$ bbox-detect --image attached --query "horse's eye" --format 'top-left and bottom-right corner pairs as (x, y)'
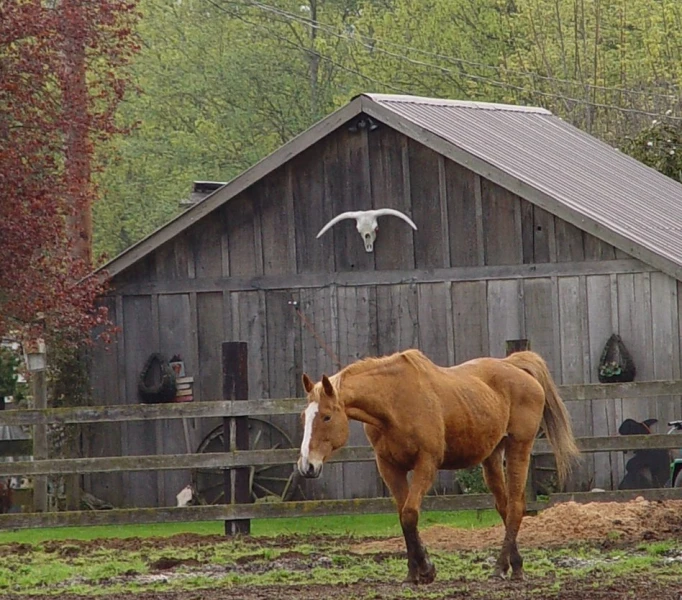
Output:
(323, 415), (332, 422)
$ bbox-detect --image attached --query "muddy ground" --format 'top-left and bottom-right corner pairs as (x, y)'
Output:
(4, 498), (682, 599)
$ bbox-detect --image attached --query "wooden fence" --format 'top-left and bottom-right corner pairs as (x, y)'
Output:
(1, 343), (682, 532)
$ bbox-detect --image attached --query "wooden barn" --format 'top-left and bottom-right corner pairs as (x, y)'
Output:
(89, 93), (682, 508)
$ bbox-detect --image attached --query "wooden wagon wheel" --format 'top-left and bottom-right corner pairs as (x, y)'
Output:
(192, 417), (302, 505)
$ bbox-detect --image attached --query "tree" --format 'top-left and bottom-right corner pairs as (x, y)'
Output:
(0, 0), (139, 347)
(621, 117), (682, 182)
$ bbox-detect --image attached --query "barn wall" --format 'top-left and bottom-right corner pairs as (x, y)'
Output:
(89, 123), (682, 506)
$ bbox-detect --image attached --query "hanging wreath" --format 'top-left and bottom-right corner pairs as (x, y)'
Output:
(138, 352), (177, 404)
(598, 334), (636, 383)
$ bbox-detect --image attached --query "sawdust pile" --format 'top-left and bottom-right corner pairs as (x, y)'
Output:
(352, 497), (682, 554)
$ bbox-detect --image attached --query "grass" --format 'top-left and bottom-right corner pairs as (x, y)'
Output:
(0, 509), (501, 545)
(0, 535), (680, 597)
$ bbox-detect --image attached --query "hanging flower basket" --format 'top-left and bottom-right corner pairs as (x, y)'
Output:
(138, 352), (177, 404)
(598, 334), (636, 383)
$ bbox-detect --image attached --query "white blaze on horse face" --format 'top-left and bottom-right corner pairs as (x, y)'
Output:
(299, 401), (319, 471)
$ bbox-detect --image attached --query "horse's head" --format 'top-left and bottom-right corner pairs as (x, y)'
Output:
(296, 372), (349, 479)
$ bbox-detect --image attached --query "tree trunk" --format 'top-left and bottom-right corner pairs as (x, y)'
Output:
(60, 0), (92, 266)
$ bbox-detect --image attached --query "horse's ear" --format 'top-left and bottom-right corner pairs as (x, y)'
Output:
(302, 373), (315, 394)
(321, 374), (334, 397)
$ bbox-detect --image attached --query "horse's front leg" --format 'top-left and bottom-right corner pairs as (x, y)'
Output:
(399, 458), (438, 585)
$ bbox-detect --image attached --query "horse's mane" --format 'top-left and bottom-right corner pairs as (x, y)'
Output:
(337, 349), (434, 383)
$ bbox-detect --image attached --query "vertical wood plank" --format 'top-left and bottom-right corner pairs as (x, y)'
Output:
(298, 286), (343, 500)
(264, 290), (302, 495)
(523, 279), (557, 376)
(337, 286), (382, 499)
(231, 291), (268, 402)
(196, 292), (227, 456)
(259, 169), (297, 275)
(533, 207), (557, 264)
(86, 297), (124, 506)
(487, 280), (523, 358)
(557, 277), (592, 490)
(122, 296), (157, 507)
(452, 281), (489, 363)
(554, 220), (585, 262)
(408, 139), (445, 269)
(376, 284), (419, 355)
(293, 141), (335, 273)
(586, 275), (616, 489)
(445, 161), (480, 267)
(157, 294), (194, 505)
(418, 283), (458, 494)
(481, 180), (523, 265)
(473, 175), (486, 265)
(583, 232), (617, 261)
(438, 156), (451, 267)
(368, 127), (415, 270)
(191, 211), (228, 279)
(520, 199), (535, 264)
(331, 128), (374, 272)
(617, 273), (653, 424)
(227, 193), (262, 277)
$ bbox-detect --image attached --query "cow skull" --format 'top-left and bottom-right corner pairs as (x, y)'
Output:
(316, 209), (417, 252)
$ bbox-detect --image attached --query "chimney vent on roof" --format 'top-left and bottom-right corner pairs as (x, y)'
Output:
(179, 181), (226, 209)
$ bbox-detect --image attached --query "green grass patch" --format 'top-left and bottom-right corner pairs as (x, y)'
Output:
(0, 510), (500, 545)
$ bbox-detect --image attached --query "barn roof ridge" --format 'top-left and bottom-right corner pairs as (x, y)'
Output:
(362, 93), (553, 114)
(99, 93), (682, 282)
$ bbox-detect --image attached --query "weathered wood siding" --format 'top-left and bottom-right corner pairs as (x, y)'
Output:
(90, 122), (682, 506)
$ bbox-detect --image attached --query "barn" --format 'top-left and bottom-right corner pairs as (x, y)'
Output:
(88, 93), (682, 508)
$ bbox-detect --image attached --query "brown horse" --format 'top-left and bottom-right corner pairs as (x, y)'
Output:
(297, 349), (579, 584)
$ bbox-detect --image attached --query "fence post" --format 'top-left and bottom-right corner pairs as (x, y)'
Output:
(222, 342), (251, 535)
(31, 369), (48, 513)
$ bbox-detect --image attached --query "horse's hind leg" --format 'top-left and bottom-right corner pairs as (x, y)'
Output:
(400, 457), (438, 585)
(482, 443), (508, 524)
(497, 439), (534, 581)
(482, 444), (511, 578)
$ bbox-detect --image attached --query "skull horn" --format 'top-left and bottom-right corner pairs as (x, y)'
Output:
(317, 209), (417, 252)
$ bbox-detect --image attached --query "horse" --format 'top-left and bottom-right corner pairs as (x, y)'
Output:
(296, 349), (579, 584)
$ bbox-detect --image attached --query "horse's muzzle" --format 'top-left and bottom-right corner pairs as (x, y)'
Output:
(297, 457), (322, 479)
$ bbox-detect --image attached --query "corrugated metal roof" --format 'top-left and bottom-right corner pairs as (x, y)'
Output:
(364, 93), (682, 277)
(102, 93), (682, 280)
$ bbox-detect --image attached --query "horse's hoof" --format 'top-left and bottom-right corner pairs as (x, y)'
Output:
(510, 569), (524, 581)
(417, 560), (436, 585)
(490, 567), (507, 580)
(404, 561), (437, 585)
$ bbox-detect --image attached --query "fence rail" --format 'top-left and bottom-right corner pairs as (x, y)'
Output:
(1, 378), (681, 427)
(1, 487), (681, 531)
(0, 433), (679, 477)
(1, 362), (681, 532)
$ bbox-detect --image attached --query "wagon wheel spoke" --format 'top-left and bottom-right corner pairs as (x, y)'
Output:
(251, 429), (263, 450)
(200, 482), (224, 493)
(254, 464), (283, 475)
(253, 481), (278, 497)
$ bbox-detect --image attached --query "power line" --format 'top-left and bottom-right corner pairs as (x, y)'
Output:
(208, 0), (682, 122)
(236, 0), (681, 102)
(202, 0), (410, 95)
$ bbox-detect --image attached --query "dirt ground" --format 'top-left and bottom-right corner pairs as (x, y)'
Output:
(4, 498), (682, 600)
(354, 496), (682, 553)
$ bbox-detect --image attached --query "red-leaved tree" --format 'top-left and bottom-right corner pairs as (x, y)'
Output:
(0, 0), (139, 347)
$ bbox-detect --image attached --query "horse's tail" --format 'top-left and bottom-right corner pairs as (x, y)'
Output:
(504, 351), (580, 486)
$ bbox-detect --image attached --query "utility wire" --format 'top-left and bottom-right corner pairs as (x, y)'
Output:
(236, 0), (681, 101)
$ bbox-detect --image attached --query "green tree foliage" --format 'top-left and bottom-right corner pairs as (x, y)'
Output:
(621, 117), (682, 183)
